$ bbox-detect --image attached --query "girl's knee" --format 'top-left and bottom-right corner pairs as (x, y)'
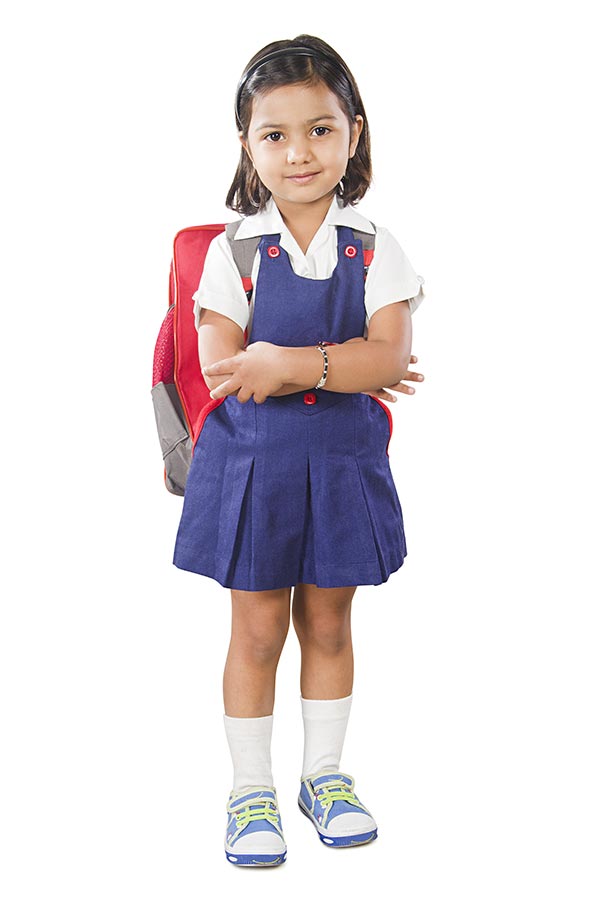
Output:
(292, 585), (355, 653)
(303, 622), (351, 655)
(230, 588), (291, 662)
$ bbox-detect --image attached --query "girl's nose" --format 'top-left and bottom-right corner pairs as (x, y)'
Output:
(286, 138), (312, 164)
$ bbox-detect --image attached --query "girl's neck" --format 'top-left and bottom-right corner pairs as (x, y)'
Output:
(274, 192), (336, 256)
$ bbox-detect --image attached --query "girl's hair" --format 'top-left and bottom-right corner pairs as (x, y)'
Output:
(226, 34), (372, 215)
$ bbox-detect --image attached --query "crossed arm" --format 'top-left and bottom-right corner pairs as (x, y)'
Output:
(198, 299), (424, 405)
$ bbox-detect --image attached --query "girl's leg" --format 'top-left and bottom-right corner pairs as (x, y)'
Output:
(291, 583), (356, 699)
(291, 583), (357, 778)
(223, 587), (291, 794)
(223, 586), (291, 716)
(292, 584), (378, 844)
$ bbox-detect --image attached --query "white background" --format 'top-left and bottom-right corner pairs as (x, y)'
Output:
(2, 0), (599, 897)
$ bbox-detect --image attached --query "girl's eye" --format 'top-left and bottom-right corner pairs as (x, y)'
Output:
(263, 127), (330, 142)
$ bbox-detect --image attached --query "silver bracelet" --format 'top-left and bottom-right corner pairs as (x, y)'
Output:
(314, 343), (329, 389)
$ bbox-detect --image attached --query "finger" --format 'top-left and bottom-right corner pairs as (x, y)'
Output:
(202, 360), (235, 376)
(374, 390), (396, 403)
(403, 370), (425, 382)
(209, 378), (237, 399)
(364, 389), (397, 404)
(363, 389), (386, 399)
(387, 382), (416, 396)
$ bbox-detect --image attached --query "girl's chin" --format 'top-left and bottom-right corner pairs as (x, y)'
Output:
(271, 185), (339, 206)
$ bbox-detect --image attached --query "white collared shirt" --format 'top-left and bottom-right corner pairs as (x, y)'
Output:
(192, 194), (425, 339)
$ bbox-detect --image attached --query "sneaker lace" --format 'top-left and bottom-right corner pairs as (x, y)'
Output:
(234, 797), (279, 829)
(312, 776), (368, 823)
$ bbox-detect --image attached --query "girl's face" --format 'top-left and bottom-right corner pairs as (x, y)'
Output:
(240, 80), (363, 217)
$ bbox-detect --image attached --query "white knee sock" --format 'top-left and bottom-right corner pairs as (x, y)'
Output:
(300, 694), (353, 780)
(223, 713), (275, 794)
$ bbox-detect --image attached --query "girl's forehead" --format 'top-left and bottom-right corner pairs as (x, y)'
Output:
(249, 81), (346, 125)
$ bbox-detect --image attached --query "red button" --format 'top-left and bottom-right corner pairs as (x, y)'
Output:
(344, 245), (357, 258)
(303, 392), (317, 405)
(267, 245), (280, 258)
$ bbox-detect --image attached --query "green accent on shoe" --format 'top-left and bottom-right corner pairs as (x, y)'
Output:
(304, 771), (370, 828)
(226, 788), (286, 845)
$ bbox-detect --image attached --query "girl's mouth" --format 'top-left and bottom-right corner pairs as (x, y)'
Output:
(286, 172), (319, 184)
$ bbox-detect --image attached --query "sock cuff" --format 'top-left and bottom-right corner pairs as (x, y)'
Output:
(300, 694), (353, 719)
(223, 713), (274, 736)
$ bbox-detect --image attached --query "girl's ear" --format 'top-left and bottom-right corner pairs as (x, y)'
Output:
(239, 132), (254, 166)
(348, 115), (364, 159)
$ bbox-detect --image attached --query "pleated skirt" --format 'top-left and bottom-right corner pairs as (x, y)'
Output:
(172, 391), (407, 591)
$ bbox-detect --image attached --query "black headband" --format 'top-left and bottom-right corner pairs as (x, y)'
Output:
(234, 45), (353, 128)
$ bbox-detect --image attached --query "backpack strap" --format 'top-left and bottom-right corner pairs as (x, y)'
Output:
(225, 220), (377, 301)
(225, 221), (259, 302)
(350, 225), (376, 277)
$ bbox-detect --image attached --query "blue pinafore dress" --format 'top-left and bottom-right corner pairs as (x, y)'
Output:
(173, 225), (407, 591)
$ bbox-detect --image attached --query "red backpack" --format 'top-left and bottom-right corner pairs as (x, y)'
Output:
(152, 222), (375, 495)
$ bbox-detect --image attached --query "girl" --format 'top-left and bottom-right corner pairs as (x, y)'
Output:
(173, 34), (426, 867)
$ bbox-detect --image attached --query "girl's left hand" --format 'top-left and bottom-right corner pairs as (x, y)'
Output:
(201, 341), (286, 404)
(363, 355), (425, 403)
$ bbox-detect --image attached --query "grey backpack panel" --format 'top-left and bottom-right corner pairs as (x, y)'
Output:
(351, 226), (376, 252)
(225, 221), (259, 280)
(151, 380), (192, 496)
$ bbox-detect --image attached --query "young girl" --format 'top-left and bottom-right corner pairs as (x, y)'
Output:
(173, 34), (426, 867)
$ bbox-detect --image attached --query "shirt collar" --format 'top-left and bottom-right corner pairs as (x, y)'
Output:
(233, 194), (375, 240)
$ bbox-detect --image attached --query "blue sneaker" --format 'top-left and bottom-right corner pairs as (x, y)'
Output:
(224, 786), (287, 866)
(298, 770), (378, 848)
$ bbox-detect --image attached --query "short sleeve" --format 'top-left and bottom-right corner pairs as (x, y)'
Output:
(364, 226), (425, 324)
(192, 232), (250, 334)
